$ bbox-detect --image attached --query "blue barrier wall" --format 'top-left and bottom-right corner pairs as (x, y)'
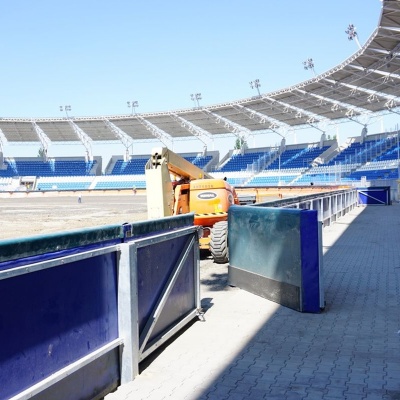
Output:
(357, 186), (391, 205)
(228, 205), (321, 313)
(0, 250), (120, 400)
(137, 235), (196, 347)
(0, 214), (199, 400)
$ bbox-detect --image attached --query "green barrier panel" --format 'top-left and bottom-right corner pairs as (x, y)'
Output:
(228, 205), (321, 313)
(0, 224), (122, 264)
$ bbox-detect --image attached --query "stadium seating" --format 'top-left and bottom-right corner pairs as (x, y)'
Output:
(182, 155), (213, 169)
(217, 151), (270, 173)
(0, 159), (97, 177)
(248, 174), (298, 186)
(346, 168), (398, 181)
(36, 176), (94, 191)
(1, 134), (398, 191)
(267, 145), (330, 171)
(111, 159), (148, 175)
(109, 155), (212, 175)
(94, 175), (146, 190)
(326, 137), (394, 166)
(0, 163), (16, 177)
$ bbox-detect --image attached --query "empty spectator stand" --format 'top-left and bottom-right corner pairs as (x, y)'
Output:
(105, 152), (217, 176)
(109, 158), (148, 175)
(93, 175), (146, 190)
(0, 157), (100, 178)
(36, 176), (94, 191)
(211, 144), (334, 187)
(247, 172), (300, 186)
(325, 135), (395, 167)
(266, 144), (331, 171)
(346, 168), (399, 181)
(216, 149), (272, 173)
(182, 154), (213, 169)
(33, 175), (147, 192)
(0, 160), (16, 177)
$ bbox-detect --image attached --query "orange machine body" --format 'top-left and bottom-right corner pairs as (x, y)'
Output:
(172, 178), (239, 249)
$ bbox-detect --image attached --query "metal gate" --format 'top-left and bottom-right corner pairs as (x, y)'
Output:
(357, 186), (390, 205)
(118, 225), (201, 384)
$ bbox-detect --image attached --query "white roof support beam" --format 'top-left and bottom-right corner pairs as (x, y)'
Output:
(232, 104), (289, 131)
(134, 115), (173, 148)
(31, 121), (51, 159)
(103, 119), (134, 161)
(379, 25), (400, 34)
(169, 113), (214, 149)
(261, 95), (330, 132)
(293, 87), (369, 120)
(348, 45), (400, 81)
(201, 109), (252, 142)
(0, 128), (7, 154)
(318, 79), (376, 118)
(364, 47), (398, 56)
(347, 64), (400, 82)
(297, 40), (399, 93)
(339, 80), (399, 103)
(67, 120), (93, 161)
(382, 2), (400, 13)
(384, 98), (400, 112)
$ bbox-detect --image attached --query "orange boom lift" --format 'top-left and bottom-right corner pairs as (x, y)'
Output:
(145, 147), (239, 263)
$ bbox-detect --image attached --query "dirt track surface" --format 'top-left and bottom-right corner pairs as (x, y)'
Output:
(0, 192), (227, 296)
(0, 194), (148, 240)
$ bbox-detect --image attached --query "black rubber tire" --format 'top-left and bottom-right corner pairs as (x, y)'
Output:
(210, 221), (229, 264)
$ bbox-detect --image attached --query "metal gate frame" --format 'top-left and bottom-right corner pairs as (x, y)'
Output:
(357, 187), (390, 205)
(118, 225), (201, 384)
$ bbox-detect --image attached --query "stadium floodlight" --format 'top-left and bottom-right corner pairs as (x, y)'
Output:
(345, 23), (361, 49)
(127, 101), (139, 115)
(249, 79), (261, 97)
(190, 93), (202, 108)
(303, 58), (316, 76)
(60, 105), (71, 118)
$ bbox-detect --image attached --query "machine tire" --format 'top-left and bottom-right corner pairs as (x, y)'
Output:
(210, 221), (229, 264)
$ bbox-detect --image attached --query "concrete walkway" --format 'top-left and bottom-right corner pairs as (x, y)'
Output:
(105, 204), (400, 400)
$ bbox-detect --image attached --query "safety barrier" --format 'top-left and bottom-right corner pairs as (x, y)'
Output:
(357, 186), (391, 205)
(228, 206), (322, 313)
(228, 188), (359, 312)
(0, 214), (200, 400)
(253, 188), (358, 226)
(0, 188), (359, 397)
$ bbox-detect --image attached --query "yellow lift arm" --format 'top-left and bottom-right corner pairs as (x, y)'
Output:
(145, 147), (213, 219)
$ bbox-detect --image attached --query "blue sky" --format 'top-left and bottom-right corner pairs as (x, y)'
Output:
(1, 0), (395, 163)
(0, 0), (382, 118)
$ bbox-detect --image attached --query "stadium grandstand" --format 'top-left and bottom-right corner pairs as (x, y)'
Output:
(0, 0), (399, 193)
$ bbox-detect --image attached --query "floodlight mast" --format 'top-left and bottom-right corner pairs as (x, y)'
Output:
(190, 93), (202, 108)
(249, 79), (261, 97)
(59, 105), (71, 118)
(345, 24), (362, 49)
(303, 58), (316, 76)
(127, 101), (139, 115)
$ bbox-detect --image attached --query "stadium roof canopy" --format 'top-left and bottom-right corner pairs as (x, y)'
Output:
(0, 0), (399, 151)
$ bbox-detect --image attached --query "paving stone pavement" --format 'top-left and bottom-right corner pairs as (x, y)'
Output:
(105, 203), (400, 400)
